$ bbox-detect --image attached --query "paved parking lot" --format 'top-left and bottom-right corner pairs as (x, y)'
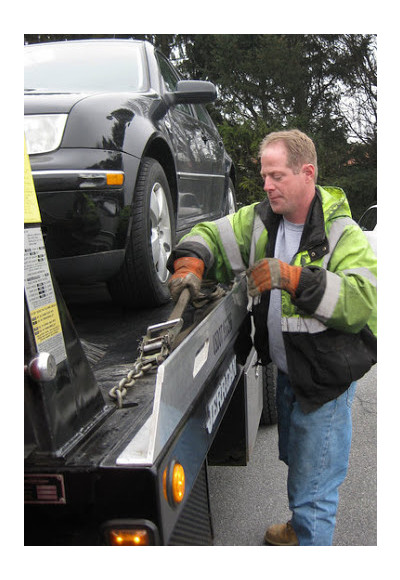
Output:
(208, 365), (377, 546)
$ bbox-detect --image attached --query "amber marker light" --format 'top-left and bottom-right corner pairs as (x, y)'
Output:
(172, 462), (185, 504)
(163, 460), (186, 506)
(106, 173), (124, 186)
(109, 528), (150, 546)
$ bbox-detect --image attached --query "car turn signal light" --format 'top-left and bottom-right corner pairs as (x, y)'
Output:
(106, 172), (124, 186)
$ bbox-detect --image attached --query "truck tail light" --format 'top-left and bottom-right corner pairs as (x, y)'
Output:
(102, 519), (159, 546)
(109, 529), (149, 546)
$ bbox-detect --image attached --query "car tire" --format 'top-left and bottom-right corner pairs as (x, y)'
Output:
(108, 157), (175, 308)
(260, 363), (278, 426)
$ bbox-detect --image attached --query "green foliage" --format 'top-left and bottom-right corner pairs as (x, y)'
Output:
(217, 120), (268, 205)
(176, 34), (376, 215)
(320, 141), (377, 221)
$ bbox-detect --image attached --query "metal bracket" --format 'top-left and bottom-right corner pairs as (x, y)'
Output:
(140, 317), (184, 357)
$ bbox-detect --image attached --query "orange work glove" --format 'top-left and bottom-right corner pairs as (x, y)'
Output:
(247, 258), (302, 298)
(168, 257), (205, 302)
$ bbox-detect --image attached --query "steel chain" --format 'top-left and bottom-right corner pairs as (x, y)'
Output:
(108, 346), (168, 408)
(108, 284), (226, 408)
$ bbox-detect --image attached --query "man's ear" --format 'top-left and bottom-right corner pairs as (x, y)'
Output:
(302, 164), (315, 182)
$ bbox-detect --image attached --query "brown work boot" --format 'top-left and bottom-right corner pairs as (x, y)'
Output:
(264, 522), (299, 546)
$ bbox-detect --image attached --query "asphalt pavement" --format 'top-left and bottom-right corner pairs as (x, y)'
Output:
(208, 365), (377, 546)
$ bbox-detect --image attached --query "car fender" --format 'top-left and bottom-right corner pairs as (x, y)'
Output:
(61, 91), (177, 207)
(61, 92), (171, 161)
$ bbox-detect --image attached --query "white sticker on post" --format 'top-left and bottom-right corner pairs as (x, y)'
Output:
(24, 227), (67, 364)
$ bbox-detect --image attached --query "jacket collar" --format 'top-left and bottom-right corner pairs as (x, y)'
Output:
(255, 187), (329, 261)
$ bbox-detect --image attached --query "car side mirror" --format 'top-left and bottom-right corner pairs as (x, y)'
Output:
(151, 80), (217, 121)
(172, 80), (217, 104)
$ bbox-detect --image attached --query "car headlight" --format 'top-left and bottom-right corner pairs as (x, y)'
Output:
(24, 114), (68, 154)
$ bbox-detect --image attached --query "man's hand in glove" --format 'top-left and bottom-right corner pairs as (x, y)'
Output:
(247, 258), (302, 298)
(168, 257), (205, 302)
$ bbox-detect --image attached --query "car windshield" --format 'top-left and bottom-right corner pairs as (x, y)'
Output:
(24, 41), (148, 93)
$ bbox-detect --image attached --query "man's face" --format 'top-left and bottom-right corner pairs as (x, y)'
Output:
(260, 141), (315, 224)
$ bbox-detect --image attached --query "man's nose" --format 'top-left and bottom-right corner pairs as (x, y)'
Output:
(263, 176), (275, 192)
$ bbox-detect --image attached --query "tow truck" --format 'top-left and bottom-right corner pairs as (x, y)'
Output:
(24, 141), (275, 546)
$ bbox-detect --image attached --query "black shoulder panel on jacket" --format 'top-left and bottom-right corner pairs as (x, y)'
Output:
(255, 199), (281, 258)
(299, 189), (329, 260)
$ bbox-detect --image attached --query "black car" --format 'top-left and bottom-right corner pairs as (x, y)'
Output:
(24, 39), (236, 307)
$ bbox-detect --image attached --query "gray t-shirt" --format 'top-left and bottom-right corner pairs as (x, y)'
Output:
(268, 217), (304, 373)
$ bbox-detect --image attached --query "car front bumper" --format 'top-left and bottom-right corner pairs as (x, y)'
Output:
(29, 148), (141, 283)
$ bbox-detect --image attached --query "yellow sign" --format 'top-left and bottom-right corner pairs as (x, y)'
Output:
(30, 302), (63, 345)
(24, 138), (41, 224)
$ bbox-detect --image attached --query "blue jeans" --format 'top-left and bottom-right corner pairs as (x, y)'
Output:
(276, 371), (357, 546)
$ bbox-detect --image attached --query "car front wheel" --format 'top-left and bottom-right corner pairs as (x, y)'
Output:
(108, 157), (175, 308)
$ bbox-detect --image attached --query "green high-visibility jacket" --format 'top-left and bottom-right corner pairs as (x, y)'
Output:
(169, 186), (377, 412)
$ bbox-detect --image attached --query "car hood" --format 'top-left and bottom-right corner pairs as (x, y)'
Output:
(24, 90), (92, 114)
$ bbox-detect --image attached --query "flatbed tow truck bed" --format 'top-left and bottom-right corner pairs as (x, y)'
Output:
(67, 290), (184, 450)
(25, 278), (263, 546)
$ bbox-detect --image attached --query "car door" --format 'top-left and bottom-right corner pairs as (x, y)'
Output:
(156, 52), (221, 231)
(192, 103), (226, 214)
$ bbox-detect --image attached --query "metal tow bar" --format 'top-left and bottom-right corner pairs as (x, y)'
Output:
(109, 289), (191, 408)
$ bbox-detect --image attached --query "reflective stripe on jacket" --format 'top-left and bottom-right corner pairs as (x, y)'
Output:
(169, 186), (377, 412)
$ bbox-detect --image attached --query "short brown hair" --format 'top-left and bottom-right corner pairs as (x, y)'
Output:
(259, 129), (318, 182)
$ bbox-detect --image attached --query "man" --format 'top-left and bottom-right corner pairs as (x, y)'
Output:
(167, 129), (377, 546)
